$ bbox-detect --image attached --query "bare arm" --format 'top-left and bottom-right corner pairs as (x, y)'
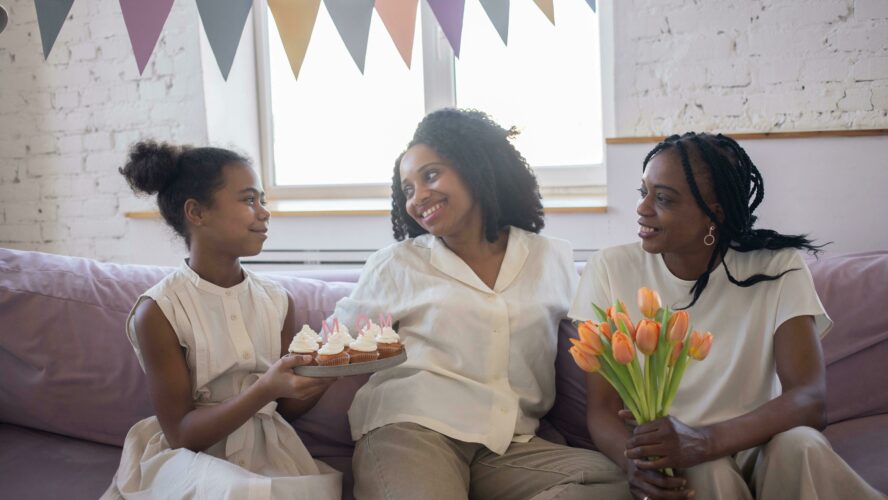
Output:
(703, 314), (826, 455)
(628, 315), (827, 470)
(135, 300), (278, 451)
(136, 298), (329, 452)
(275, 293), (336, 421)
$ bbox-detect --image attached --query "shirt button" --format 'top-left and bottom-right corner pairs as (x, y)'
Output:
(230, 314), (237, 321)
(225, 291), (232, 296)
(238, 459), (246, 467)
(499, 407), (508, 413)
(242, 351), (251, 360)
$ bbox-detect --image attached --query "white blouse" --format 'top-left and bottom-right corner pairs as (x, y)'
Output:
(333, 227), (578, 455)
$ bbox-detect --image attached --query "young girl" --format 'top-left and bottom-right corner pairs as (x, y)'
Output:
(103, 142), (341, 499)
(333, 109), (629, 499)
(570, 133), (883, 500)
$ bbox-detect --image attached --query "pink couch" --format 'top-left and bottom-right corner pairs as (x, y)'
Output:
(1, 248), (886, 498)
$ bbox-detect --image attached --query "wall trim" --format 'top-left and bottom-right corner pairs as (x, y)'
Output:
(606, 129), (888, 144)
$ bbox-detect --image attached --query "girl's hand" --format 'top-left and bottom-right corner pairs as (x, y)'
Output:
(258, 354), (337, 402)
(625, 415), (713, 471)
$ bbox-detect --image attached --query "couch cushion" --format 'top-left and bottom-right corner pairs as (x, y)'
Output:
(0, 423), (123, 500)
(0, 249), (167, 446)
(823, 414), (888, 494)
(808, 251), (888, 423)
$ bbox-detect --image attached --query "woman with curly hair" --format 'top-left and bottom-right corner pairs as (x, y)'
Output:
(332, 109), (629, 499)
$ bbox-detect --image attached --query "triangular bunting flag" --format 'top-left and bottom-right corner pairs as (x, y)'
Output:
(375, 0), (418, 68)
(533, 0), (554, 25)
(34, 0), (75, 59)
(586, 0), (596, 12)
(267, 0), (321, 80)
(479, 0), (509, 45)
(119, 0), (175, 74)
(195, 0), (253, 80)
(427, 0), (464, 57)
(324, 0), (374, 74)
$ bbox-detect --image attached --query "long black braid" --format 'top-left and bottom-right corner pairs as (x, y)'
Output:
(391, 108), (545, 242)
(643, 132), (825, 308)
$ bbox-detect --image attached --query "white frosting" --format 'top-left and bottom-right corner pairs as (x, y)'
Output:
(376, 325), (400, 344)
(298, 324), (323, 344)
(327, 323), (353, 345)
(361, 320), (383, 339)
(317, 341), (345, 356)
(288, 331), (319, 353)
(349, 333), (378, 353)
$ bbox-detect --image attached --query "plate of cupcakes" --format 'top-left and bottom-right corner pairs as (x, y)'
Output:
(289, 315), (406, 377)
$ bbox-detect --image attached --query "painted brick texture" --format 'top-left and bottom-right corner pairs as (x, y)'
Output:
(615, 0), (888, 135)
(0, 0), (204, 262)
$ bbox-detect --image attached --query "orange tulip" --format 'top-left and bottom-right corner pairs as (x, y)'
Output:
(666, 311), (689, 343)
(668, 341), (683, 366)
(611, 332), (636, 365)
(613, 312), (636, 340)
(570, 345), (601, 373)
(635, 319), (660, 355)
(599, 321), (613, 340)
(569, 337), (600, 358)
(605, 300), (628, 319)
(637, 287), (662, 319)
(688, 331), (714, 360)
(577, 321), (604, 355)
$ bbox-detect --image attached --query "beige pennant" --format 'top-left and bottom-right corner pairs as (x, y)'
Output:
(267, 0), (322, 79)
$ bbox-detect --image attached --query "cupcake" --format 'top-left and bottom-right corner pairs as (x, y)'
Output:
(296, 324), (323, 347)
(327, 321), (354, 347)
(347, 333), (379, 363)
(316, 341), (350, 367)
(287, 330), (319, 365)
(375, 323), (403, 359)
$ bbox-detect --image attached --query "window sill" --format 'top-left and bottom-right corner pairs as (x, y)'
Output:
(125, 195), (608, 219)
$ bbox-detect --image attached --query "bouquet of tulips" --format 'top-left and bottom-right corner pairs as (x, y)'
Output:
(569, 287), (714, 427)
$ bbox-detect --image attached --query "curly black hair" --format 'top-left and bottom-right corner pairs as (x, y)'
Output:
(643, 132), (825, 308)
(119, 140), (250, 248)
(391, 108), (545, 242)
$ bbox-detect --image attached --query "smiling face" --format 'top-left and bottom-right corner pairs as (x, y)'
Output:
(398, 144), (483, 241)
(637, 149), (721, 259)
(192, 163), (270, 257)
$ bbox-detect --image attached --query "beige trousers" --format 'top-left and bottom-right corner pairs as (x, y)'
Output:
(684, 426), (885, 500)
(352, 422), (631, 500)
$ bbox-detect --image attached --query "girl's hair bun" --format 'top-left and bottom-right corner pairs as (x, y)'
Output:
(119, 140), (188, 195)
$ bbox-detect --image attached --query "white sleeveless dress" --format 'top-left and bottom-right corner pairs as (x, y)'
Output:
(102, 263), (341, 499)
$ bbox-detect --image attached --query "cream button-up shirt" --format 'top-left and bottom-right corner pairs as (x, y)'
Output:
(334, 227), (577, 455)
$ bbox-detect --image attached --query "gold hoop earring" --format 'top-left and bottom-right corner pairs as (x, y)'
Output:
(703, 226), (716, 246)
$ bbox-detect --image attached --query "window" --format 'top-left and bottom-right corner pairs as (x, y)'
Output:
(255, 0), (604, 202)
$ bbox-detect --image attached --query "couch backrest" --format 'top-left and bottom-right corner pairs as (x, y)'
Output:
(2, 248), (886, 456)
(0, 248), (361, 450)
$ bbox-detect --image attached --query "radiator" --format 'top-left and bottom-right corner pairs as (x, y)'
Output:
(243, 248), (599, 272)
(242, 249), (377, 272)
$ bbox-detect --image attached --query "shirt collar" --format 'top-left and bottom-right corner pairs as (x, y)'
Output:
(425, 226), (530, 294)
(181, 260), (251, 296)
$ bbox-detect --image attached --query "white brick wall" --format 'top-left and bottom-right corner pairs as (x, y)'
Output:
(0, 0), (204, 262)
(615, 0), (888, 135)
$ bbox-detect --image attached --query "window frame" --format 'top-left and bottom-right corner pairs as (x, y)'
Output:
(253, 0), (606, 203)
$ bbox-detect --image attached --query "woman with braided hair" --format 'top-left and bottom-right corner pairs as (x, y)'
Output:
(570, 132), (884, 499)
(332, 108), (630, 499)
